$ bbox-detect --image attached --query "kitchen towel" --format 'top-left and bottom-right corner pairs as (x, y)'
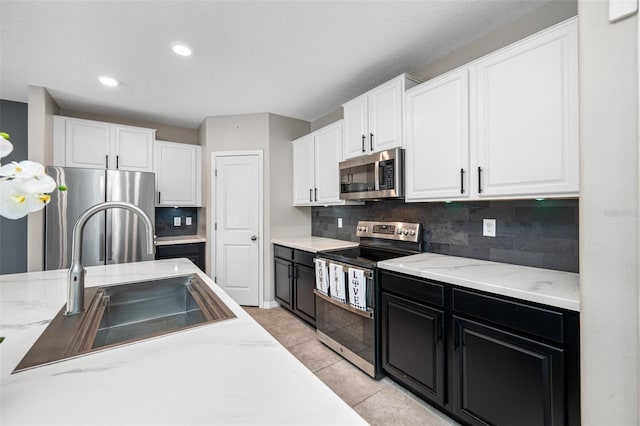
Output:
(348, 267), (367, 311)
(315, 259), (329, 295)
(329, 263), (346, 303)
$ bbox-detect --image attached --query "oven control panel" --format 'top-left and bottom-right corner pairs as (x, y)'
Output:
(356, 221), (421, 242)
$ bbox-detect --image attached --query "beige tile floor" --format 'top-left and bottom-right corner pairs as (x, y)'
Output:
(244, 306), (459, 426)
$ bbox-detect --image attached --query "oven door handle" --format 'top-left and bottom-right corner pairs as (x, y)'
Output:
(314, 290), (374, 319)
(316, 258), (374, 279)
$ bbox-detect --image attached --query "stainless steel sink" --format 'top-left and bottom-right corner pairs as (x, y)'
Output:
(14, 274), (236, 373)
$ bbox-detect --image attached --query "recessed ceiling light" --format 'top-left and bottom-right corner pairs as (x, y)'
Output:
(172, 43), (192, 57)
(98, 76), (119, 87)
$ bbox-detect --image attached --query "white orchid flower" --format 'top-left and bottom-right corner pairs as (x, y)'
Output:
(0, 140), (12, 158)
(0, 135), (13, 159)
(0, 174), (57, 219)
(0, 160), (48, 179)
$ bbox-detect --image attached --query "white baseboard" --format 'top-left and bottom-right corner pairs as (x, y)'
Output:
(261, 300), (280, 309)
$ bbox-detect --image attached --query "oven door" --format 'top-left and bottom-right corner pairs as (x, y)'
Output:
(314, 259), (377, 377)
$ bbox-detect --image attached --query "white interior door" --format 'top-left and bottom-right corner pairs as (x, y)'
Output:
(214, 153), (261, 306)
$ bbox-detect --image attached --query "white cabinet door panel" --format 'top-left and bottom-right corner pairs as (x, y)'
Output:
(65, 119), (110, 169)
(314, 121), (342, 204)
(155, 141), (201, 206)
(292, 135), (315, 206)
(406, 70), (469, 201)
(475, 21), (578, 197)
(368, 78), (403, 153)
(113, 126), (154, 172)
(343, 97), (368, 159)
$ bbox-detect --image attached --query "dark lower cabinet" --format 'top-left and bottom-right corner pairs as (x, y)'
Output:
(156, 242), (205, 272)
(273, 244), (316, 326)
(452, 317), (565, 426)
(381, 292), (445, 406)
(379, 270), (580, 426)
(274, 256), (292, 309)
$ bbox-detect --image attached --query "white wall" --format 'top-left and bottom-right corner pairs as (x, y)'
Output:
(578, 1), (639, 423)
(27, 86), (59, 271)
(200, 113), (310, 306)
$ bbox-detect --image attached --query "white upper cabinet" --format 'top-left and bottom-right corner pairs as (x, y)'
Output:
(292, 134), (316, 206)
(53, 116), (155, 172)
(154, 140), (201, 207)
(343, 74), (420, 160)
(472, 18), (579, 198)
(405, 69), (470, 201)
(405, 17), (578, 202)
(292, 120), (351, 206)
(113, 126), (155, 172)
(314, 123), (343, 205)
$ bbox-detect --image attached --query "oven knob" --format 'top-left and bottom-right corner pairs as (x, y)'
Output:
(397, 229), (403, 235)
(410, 230), (416, 236)
(403, 229), (409, 235)
(358, 226), (367, 232)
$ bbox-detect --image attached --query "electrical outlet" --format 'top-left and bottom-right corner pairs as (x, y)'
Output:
(338, 218), (343, 228)
(174, 217), (181, 227)
(186, 217), (192, 226)
(483, 219), (496, 237)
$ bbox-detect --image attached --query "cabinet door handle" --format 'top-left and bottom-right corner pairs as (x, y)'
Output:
(361, 135), (366, 152)
(293, 265), (298, 279)
(309, 188), (313, 203)
(437, 316), (444, 342)
(116, 155), (119, 169)
(370, 133), (374, 151)
(287, 264), (293, 279)
(105, 155), (109, 169)
(460, 168), (465, 194)
(477, 166), (483, 194)
(314, 188), (318, 202)
(158, 192), (161, 204)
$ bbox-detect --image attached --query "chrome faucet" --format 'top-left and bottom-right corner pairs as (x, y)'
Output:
(66, 201), (156, 315)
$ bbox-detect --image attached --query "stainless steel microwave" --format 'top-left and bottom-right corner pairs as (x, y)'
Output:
(339, 148), (404, 200)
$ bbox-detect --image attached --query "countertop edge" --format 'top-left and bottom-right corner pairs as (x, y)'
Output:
(378, 255), (580, 312)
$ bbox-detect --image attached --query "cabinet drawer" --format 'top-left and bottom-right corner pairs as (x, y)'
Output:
(380, 271), (444, 307)
(294, 249), (315, 268)
(452, 288), (564, 344)
(274, 245), (294, 261)
(156, 242), (203, 257)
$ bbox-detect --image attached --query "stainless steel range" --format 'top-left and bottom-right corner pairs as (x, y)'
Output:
(314, 221), (422, 378)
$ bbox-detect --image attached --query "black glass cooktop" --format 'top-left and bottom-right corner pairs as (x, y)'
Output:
(319, 245), (420, 270)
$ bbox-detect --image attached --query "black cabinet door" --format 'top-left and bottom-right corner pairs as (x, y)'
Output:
(293, 264), (316, 326)
(381, 292), (445, 406)
(452, 316), (565, 426)
(274, 257), (292, 310)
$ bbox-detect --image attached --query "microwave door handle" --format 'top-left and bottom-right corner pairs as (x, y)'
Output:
(374, 162), (381, 191)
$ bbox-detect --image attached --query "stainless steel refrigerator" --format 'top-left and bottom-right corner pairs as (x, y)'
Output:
(45, 166), (156, 270)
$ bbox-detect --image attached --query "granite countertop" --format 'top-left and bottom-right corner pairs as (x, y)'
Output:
(155, 235), (207, 245)
(378, 253), (580, 312)
(0, 260), (365, 425)
(271, 236), (358, 253)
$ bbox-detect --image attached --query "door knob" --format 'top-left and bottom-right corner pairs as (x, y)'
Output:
(251, 235), (257, 241)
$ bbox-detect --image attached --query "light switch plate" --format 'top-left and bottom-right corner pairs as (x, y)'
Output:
(174, 217), (181, 227)
(338, 218), (343, 228)
(186, 217), (192, 226)
(483, 219), (496, 237)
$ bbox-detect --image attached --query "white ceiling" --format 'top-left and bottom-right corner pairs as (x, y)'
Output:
(1, 0), (551, 129)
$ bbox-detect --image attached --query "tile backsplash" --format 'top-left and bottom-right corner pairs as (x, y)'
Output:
(312, 198), (579, 273)
(155, 207), (199, 237)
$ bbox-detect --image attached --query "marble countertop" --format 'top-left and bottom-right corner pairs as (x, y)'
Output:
(0, 260), (365, 425)
(378, 253), (580, 312)
(271, 236), (358, 253)
(155, 235), (207, 245)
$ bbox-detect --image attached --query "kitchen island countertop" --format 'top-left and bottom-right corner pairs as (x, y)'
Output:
(271, 236), (358, 253)
(0, 259), (365, 425)
(155, 235), (206, 245)
(378, 252), (580, 311)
